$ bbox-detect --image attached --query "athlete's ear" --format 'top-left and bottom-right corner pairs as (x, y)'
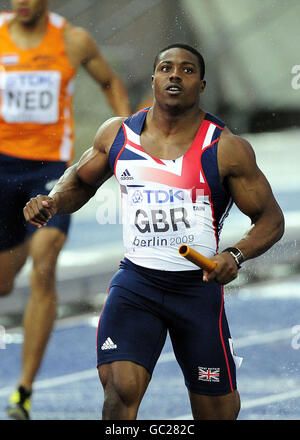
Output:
(200, 80), (206, 93)
(151, 75), (154, 88)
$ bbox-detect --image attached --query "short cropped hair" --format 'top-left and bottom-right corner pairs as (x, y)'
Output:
(153, 43), (205, 80)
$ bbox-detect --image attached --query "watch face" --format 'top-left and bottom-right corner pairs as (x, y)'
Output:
(230, 252), (240, 265)
(223, 248), (244, 267)
(236, 251), (244, 264)
(226, 248), (243, 267)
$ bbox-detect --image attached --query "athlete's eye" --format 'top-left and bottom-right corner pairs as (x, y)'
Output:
(183, 67), (194, 74)
(160, 65), (170, 72)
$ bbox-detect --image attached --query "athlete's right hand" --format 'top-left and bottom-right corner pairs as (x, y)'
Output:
(23, 195), (57, 228)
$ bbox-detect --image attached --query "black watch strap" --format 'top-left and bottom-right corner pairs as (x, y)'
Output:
(223, 247), (244, 269)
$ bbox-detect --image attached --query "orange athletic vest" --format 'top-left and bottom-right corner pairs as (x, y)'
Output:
(0, 12), (76, 161)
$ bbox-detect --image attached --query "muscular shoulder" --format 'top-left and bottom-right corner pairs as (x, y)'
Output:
(218, 128), (258, 180)
(63, 21), (98, 65)
(76, 117), (126, 188)
(93, 117), (127, 154)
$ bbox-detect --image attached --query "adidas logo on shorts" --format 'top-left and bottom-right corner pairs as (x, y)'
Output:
(101, 337), (117, 350)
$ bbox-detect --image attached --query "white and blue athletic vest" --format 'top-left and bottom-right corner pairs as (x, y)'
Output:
(109, 108), (232, 271)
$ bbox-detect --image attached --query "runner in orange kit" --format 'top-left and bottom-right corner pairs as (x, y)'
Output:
(0, 0), (131, 420)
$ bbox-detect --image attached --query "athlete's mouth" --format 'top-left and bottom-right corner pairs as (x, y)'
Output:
(18, 8), (30, 17)
(165, 83), (183, 94)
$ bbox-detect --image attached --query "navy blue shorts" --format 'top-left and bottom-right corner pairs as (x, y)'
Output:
(97, 258), (237, 396)
(0, 153), (71, 251)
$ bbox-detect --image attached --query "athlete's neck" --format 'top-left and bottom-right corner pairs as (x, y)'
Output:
(9, 12), (48, 46)
(149, 104), (205, 137)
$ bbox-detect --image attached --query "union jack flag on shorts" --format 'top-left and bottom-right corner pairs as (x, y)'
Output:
(198, 367), (220, 382)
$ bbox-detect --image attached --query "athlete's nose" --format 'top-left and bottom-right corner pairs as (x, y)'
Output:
(169, 67), (182, 82)
(16, 0), (29, 5)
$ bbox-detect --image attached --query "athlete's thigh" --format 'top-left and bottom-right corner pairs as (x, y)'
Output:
(97, 270), (168, 376)
(0, 155), (28, 251)
(98, 360), (151, 406)
(168, 282), (237, 397)
(0, 241), (30, 294)
(29, 226), (67, 268)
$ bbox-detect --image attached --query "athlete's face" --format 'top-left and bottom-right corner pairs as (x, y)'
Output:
(11, 0), (49, 25)
(152, 48), (206, 110)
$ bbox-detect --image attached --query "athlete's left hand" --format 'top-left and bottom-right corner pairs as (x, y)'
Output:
(203, 252), (238, 285)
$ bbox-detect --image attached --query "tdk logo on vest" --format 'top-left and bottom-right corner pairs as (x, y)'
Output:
(132, 190), (143, 204)
(144, 189), (185, 204)
(6, 73), (56, 87)
(121, 169), (133, 180)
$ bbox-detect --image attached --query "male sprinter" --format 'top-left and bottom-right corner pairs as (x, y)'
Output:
(0, 0), (130, 420)
(24, 44), (284, 420)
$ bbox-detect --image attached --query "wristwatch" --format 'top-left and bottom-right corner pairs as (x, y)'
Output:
(223, 247), (244, 269)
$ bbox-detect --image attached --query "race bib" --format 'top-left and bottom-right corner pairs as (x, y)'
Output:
(0, 70), (61, 123)
(123, 187), (206, 249)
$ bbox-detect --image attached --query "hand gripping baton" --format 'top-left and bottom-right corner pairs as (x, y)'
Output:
(178, 245), (217, 272)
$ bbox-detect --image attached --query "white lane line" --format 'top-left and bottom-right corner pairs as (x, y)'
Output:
(0, 369), (97, 397)
(234, 327), (292, 348)
(172, 388), (300, 420)
(0, 327), (294, 398)
(0, 351), (176, 398)
(241, 389), (300, 409)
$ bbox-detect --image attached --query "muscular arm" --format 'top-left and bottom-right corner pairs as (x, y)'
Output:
(221, 134), (284, 259)
(48, 163), (97, 215)
(204, 132), (284, 284)
(24, 118), (125, 226)
(64, 24), (131, 117)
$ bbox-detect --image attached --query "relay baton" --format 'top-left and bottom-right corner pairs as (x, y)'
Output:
(178, 245), (217, 272)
